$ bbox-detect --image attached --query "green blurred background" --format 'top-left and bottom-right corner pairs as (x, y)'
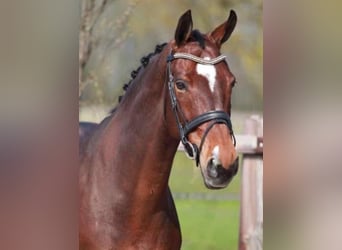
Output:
(79, 0), (262, 249)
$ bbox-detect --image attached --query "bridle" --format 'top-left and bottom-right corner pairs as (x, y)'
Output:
(166, 52), (236, 166)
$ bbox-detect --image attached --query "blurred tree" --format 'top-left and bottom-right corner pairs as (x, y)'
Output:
(79, 0), (139, 102)
(79, 0), (109, 97)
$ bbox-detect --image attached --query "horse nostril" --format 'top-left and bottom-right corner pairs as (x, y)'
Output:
(207, 159), (219, 178)
(207, 155), (239, 180)
(207, 157), (239, 179)
(230, 157), (239, 175)
(207, 159), (229, 178)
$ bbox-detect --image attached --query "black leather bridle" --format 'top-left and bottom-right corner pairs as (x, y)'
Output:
(166, 52), (236, 166)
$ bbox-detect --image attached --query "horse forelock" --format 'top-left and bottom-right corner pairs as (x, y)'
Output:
(188, 30), (206, 49)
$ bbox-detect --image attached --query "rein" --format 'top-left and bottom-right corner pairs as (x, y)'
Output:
(166, 52), (236, 166)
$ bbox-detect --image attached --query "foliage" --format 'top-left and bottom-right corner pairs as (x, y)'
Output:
(79, 0), (139, 100)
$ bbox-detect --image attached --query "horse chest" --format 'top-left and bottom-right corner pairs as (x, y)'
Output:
(80, 212), (181, 250)
(80, 189), (181, 250)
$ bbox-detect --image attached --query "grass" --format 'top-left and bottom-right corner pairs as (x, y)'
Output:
(169, 152), (242, 250)
(176, 200), (240, 250)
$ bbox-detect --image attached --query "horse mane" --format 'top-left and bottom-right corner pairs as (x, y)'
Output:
(110, 30), (206, 114)
(109, 42), (167, 114)
(118, 42), (168, 103)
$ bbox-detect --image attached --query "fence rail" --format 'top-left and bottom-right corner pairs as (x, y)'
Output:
(177, 134), (263, 155)
(172, 192), (240, 201)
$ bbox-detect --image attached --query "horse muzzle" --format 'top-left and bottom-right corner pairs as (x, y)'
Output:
(203, 157), (239, 189)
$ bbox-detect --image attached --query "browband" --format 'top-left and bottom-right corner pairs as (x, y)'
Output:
(167, 53), (226, 65)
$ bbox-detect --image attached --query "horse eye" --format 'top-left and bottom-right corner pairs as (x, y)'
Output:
(175, 81), (187, 91)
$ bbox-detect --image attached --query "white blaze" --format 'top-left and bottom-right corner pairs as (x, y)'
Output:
(196, 57), (217, 92)
(212, 145), (220, 165)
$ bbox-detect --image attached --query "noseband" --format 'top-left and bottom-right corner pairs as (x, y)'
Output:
(166, 52), (236, 166)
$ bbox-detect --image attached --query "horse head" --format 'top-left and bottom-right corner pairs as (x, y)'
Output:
(166, 10), (238, 189)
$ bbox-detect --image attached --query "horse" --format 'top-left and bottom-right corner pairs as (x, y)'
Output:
(79, 9), (239, 250)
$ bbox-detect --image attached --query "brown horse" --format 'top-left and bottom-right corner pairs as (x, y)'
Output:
(79, 9), (238, 250)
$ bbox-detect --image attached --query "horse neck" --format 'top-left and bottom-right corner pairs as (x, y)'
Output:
(98, 47), (179, 205)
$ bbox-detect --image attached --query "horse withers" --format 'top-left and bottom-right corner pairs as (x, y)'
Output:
(79, 9), (238, 250)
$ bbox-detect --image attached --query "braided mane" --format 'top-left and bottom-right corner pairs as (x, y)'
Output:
(119, 43), (167, 102)
(109, 43), (167, 114)
(111, 30), (206, 114)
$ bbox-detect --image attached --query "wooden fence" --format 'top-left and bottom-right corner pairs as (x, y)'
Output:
(237, 115), (263, 250)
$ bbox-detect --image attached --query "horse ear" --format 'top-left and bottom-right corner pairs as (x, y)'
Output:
(209, 10), (237, 46)
(175, 9), (193, 46)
